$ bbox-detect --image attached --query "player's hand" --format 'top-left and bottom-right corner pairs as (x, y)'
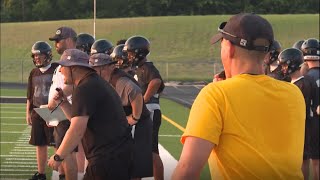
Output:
(213, 70), (226, 82)
(48, 155), (62, 171)
(26, 115), (32, 126)
(127, 115), (138, 126)
(53, 88), (65, 102)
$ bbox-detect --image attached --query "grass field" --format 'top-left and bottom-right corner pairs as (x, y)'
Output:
(1, 14), (319, 82)
(0, 98), (211, 179)
(0, 88), (26, 97)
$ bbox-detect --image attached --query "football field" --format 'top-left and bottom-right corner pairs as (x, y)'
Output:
(0, 98), (211, 180)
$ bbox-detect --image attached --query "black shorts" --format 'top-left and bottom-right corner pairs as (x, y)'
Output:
(131, 116), (153, 178)
(303, 119), (319, 160)
(151, 109), (162, 154)
(84, 142), (132, 180)
(29, 111), (55, 146)
(54, 120), (78, 152)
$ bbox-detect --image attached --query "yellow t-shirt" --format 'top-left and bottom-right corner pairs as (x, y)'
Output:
(182, 74), (305, 180)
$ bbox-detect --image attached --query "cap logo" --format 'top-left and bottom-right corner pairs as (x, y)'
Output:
(95, 59), (99, 62)
(240, 39), (247, 47)
(56, 30), (61, 35)
(67, 56), (71, 60)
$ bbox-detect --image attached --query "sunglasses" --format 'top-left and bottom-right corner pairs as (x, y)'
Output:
(218, 22), (270, 52)
(218, 22), (249, 47)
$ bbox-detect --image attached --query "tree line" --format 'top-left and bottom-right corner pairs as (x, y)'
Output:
(1, 0), (319, 23)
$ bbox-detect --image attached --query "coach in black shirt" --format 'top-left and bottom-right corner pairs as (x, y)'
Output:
(47, 49), (133, 180)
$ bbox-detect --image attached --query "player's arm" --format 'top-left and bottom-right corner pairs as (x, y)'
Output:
(127, 93), (143, 125)
(56, 116), (88, 158)
(26, 99), (32, 125)
(172, 136), (216, 180)
(51, 87), (73, 120)
(144, 78), (161, 103)
(48, 116), (88, 170)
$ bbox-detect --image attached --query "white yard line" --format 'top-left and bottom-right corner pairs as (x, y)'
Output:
(0, 131), (28, 134)
(1, 123), (27, 125)
(0, 117), (25, 119)
(159, 134), (181, 137)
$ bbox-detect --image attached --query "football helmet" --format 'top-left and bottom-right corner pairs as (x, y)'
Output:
(123, 35), (150, 65)
(266, 40), (281, 65)
(91, 39), (114, 55)
(301, 38), (319, 61)
(76, 33), (95, 55)
(31, 41), (52, 68)
(292, 40), (305, 50)
(278, 48), (304, 76)
(110, 44), (130, 69)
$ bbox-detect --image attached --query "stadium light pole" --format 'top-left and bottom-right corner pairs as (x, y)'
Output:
(93, 0), (96, 38)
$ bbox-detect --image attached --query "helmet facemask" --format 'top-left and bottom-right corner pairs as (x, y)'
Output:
(31, 52), (52, 68)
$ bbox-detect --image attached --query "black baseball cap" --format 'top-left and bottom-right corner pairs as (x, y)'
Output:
(211, 13), (274, 52)
(49, 27), (77, 41)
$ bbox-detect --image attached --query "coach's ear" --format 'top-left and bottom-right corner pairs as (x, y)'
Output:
(225, 39), (235, 59)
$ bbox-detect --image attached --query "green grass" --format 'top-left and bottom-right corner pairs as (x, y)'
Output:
(0, 98), (211, 179)
(0, 88), (27, 97)
(0, 103), (55, 179)
(1, 14), (319, 82)
(159, 98), (211, 179)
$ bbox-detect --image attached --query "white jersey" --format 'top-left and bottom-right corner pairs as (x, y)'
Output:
(48, 65), (72, 104)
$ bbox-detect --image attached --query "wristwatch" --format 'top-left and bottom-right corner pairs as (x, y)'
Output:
(53, 154), (64, 162)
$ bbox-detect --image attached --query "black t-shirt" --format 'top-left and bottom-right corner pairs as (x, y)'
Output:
(293, 76), (319, 121)
(306, 67), (320, 88)
(71, 72), (132, 161)
(136, 61), (165, 103)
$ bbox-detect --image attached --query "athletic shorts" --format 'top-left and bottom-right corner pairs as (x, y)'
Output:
(151, 109), (162, 154)
(84, 142), (132, 180)
(29, 110), (55, 146)
(131, 116), (153, 178)
(303, 119), (320, 160)
(53, 120), (78, 152)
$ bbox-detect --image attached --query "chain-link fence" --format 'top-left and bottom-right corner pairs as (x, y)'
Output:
(0, 59), (224, 83)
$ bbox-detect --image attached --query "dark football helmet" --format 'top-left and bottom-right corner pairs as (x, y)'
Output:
(301, 38), (319, 61)
(76, 33), (95, 55)
(123, 36), (150, 65)
(91, 39), (114, 55)
(278, 48), (304, 76)
(31, 41), (52, 68)
(110, 44), (130, 69)
(266, 40), (281, 65)
(292, 40), (305, 51)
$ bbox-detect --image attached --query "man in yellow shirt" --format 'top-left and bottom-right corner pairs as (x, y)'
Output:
(172, 13), (306, 180)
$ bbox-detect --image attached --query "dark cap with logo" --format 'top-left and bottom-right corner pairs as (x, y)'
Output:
(89, 53), (115, 67)
(49, 27), (77, 41)
(211, 13), (274, 52)
(58, 49), (92, 69)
